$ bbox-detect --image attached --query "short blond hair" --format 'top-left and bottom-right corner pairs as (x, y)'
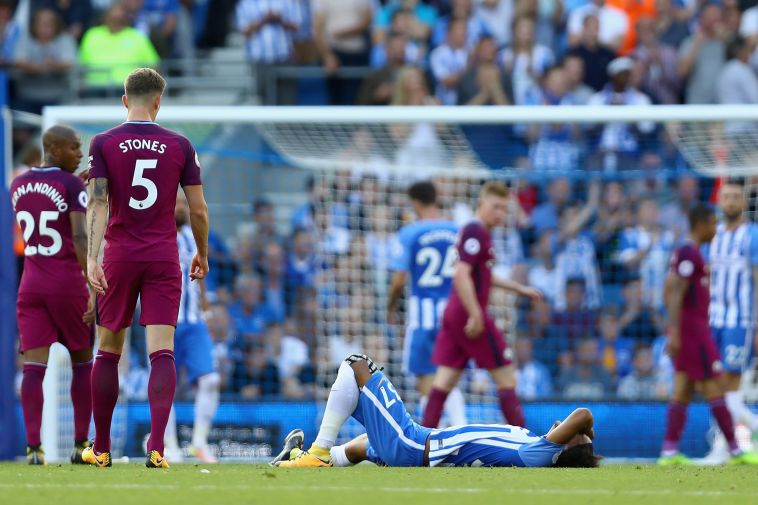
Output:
(479, 181), (509, 200)
(124, 68), (166, 100)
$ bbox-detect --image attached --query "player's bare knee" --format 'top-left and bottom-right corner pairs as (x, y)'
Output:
(23, 347), (49, 365)
(70, 348), (94, 364)
(349, 361), (372, 387)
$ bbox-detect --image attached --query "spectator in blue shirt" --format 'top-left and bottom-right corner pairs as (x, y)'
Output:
(432, 0), (486, 48)
(286, 228), (317, 295)
(261, 242), (287, 322)
(531, 177), (571, 235)
(515, 337), (554, 400)
(228, 273), (277, 337)
(374, 0), (438, 46)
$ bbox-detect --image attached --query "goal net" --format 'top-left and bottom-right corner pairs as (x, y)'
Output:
(38, 104), (758, 460)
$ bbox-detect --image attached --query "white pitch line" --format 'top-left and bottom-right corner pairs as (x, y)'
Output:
(0, 482), (753, 497)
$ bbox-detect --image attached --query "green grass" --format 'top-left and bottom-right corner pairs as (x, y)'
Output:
(1, 464), (757, 505)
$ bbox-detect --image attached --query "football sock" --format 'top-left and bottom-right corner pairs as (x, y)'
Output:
(21, 363), (46, 447)
(725, 390), (758, 432)
(146, 350), (176, 455)
(92, 350), (121, 454)
(710, 397), (740, 454)
(422, 387), (448, 428)
(330, 444), (354, 467)
(313, 361), (359, 452)
(498, 388), (526, 427)
(71, 360), (93, 443)
(192, 372), (220, 448)
(164, 405), (179, 451)
(662, 401), (687, 455)
(445, 387), (468, 426)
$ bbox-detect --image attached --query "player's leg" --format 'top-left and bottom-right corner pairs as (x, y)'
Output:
(488, 364), (526, 428)
(20, 346), (49, 465)
(722, 328), (758, 437)
(700, 377), (758, 463)
(659, 372), (695, 464)
(422, 325), (467, 428)
(480, 318), (525, 427)
(413, 330), (467, 426)
(69, 347), (94, 463)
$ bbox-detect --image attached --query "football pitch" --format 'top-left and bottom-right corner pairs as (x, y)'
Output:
(1, 464), (757, 505)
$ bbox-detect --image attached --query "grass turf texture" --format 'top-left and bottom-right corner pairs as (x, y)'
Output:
(1, 464), (757, 505)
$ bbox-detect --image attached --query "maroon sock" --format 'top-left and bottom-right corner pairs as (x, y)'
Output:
(498, 388), (526, 427)
(21, 363), (46, 447)
(146, 350), (176, 455)
(662, 401), (687, 453)
(92, 351), (121, 454)
(71, 360), (93, 443)
(710, 398), (740, 454)
(422, 387), (449, 428)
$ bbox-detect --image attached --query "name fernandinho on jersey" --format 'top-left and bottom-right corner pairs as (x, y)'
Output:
(11, 182), (68, 212)
(118, 138), (167, 154)
(419, 229), (457, 246)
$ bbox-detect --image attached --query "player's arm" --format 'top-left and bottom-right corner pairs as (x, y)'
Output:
(183, 184), (210, 280)
(492, 276), (543, 302)
(387, 271), (407, 325)
(664, 271), (687, 358)
(545, 408), (594, 445)
(70, 211), (96, 323)
(86, 177), (109, 294)
(452, 261), (485, 338)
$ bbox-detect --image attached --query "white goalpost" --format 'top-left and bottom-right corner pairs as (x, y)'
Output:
(37, 104), (758, 461)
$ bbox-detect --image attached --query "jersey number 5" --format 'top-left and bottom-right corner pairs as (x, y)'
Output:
(417, 246), (456, 288)
(16, 210), (62, 256)
(129, 159), (158, 210)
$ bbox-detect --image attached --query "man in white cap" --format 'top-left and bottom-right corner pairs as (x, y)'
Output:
(586, 56), (654, 171)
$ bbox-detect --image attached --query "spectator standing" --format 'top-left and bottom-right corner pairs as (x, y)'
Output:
(515, 337), (553, 400)
(12, 8), (77, 114)
(78, 3), (159, 87)
(678, 3), (726, 104)
(557, 338), (613, 400)
(474, 0), (514, 47)
(634, 17), (681, 104)
(457, 35), (512, 105)
(430, 18), (470, 105)
(500, 16), (555, 105)
(514, 0), (564, 49)
(313, 0), (373, 106)
(717, 35), (758, 106)
(32, 0), (93, 40)
(531, 177), (571, 234)
(593, 180), (628, 286)
(660, 175), (698, 244)
(236, 0), (302, 104)
(654, 0), (689, 49)
(0, 0), (20, 64)
(566, 15), (616, 91)
(568, 0), (629, 52)
(357, 32), (408, 105)
(125, 0), (179, 58)
(617, 345), (666, 399)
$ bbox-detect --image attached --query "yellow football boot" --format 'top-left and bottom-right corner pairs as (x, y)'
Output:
(146, 450), (170, 468)
(81, 446), (112, 468)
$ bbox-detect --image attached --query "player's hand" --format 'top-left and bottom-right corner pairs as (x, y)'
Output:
(87, 258), (107, 295)
(190, 254), (210, 281)
(464, 311), (484, 339)
(83, 289), (96, 324)
(518, 286), (544, 303)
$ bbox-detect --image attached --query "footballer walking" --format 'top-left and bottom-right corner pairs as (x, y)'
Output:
(83, 68), (210, 468)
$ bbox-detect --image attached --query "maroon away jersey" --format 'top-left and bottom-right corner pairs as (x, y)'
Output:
(88, 121), (202, 263)
(10, 167), (88, 296)
(669, 242), (711, 340)
(444, 221), (496, 319)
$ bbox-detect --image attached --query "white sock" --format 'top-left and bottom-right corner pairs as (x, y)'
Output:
(329, 444), (354, 467)
(314, 361), (359, 449)
(725, 390), (758, 432)
(418, 395), (428, 421)
(164, 405), (180, 450)
(192, 372), (221, 448)
(444, 387), (467, 426)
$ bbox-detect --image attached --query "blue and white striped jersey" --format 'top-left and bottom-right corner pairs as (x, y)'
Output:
(618, 226), (675, 310)
(707, 222), (758, 329)
(428, 424), (565, 467)
(236, 0), (302, 63)
(177, 224), (202, 325)
(390, 220), (458, 332)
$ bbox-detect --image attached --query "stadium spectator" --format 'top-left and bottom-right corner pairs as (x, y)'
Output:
(515, 337), (553, 400)
(286, 227), (318, 294)
(430, 17), (470, 105)
(552, 277), (598, 343)
(717, 35), (758, 107)
(370, 8), (425, 68)
(587, 57), (654, 171)
(522, 298), (565, 375)
(228, 273), (278, 337)
(358, 32), (408, 105)
(456, 35), (512, 105)
(531, 177), (571, 234)
(123, 0), (179, 58)
(230, 340), (280, 398)
(249, 197), (281, 270)
(617, 345), (667, 399)
(678, 3), (727, 104)
(314, 203), (351, 255)
(0, 0), (19, 64)
(261, 242), (287, 322)
(528, 229), (559, 304)
(566, 15), (615, 91)
(11, 8), (77, 114)
(597, 307), (635, 378)
(501, 16), (555, 105)
(567, 0), (629, 52)
(562, 54), (594, 105)
(78, 2), (159, 87)
(374, 0), (438, 46)
(618, 198), (674, 310)
(236, 0), (302, 105)
(313, 0), (373, 106)
(592, 181), (628, 286)
(474, 0), (513, 47)
(557, 338), (613, 399)
(654, 0), (689, 49)
(617, 276), (660, 344)
(264, 322), (314, 399)
(660, 175), (698, 243)
(206, 303), (235, 391)
(515, 0), (564, 49)
(432, 0), (486, 48)
(634, 17), (681, 105)
(32, 0), (93, 40)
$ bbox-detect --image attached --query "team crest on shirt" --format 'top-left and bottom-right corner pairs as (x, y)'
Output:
(713, 360), (723, 373)
(678, 260), (694, 277)
(504, 348), (514, 361)
(464, 238), (480, 255)
(195, 152), (201, 168)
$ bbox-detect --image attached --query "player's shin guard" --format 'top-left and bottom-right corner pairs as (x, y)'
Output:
(313, 361), (359, 451)
(146, 350), (176, 455)
(662, 401), (687, 455)
(498, 388), (526, 428)
(192, 372), (220, 448)
(21, 363), (46, 447)
(92, 351), (121, 454)
(422, 387), (448, 428)
(710, 397), (740, 455)
(71, 360), (93, 443)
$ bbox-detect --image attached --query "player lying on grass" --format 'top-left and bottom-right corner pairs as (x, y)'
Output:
(272, 354), (599, 468)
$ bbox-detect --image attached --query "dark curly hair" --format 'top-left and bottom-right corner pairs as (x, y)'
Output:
(553, 443), (602, 468)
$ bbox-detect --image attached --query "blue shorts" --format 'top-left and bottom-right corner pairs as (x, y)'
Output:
(174, 322), (215, 383)
(711, 326), (754, 373)
(403, 328), (438, 376)
(354, 372), (431, 467)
